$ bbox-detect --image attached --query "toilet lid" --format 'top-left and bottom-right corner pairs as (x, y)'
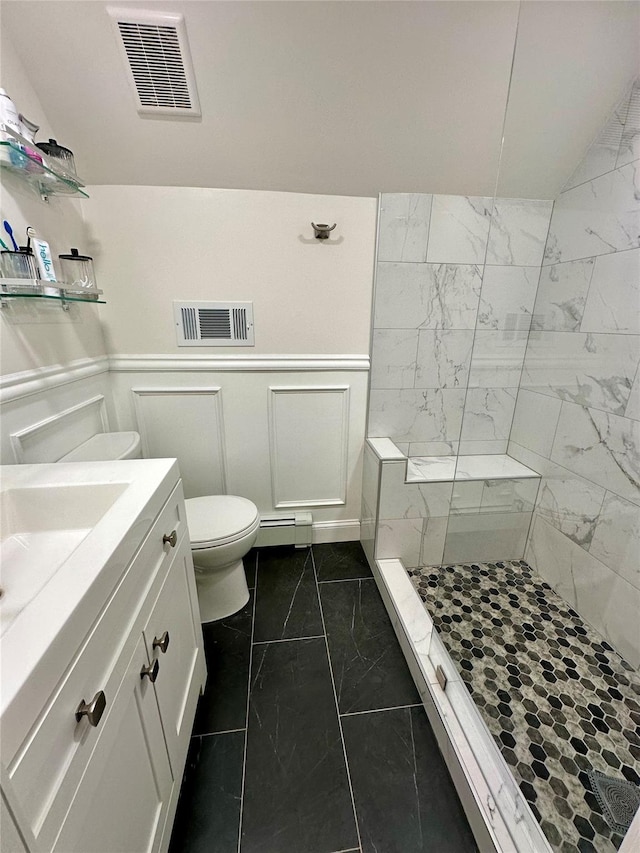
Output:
(185, 495), (259, 547)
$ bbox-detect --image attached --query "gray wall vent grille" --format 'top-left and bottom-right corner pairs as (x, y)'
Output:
(174, 302), (255, 347)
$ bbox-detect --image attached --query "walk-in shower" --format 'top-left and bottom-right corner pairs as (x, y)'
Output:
(361, 20), (640, 847)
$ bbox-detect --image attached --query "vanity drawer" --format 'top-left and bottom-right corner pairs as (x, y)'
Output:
(6, 481), (187, 848)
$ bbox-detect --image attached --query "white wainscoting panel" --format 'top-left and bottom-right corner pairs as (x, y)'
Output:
(10, 394), (109, 463)
(269, 385), (349, 508)
(109, 364), (369, 536)
(132, 387), (226, 498)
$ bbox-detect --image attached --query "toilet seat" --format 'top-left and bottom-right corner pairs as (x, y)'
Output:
(185, 495), (259, 549)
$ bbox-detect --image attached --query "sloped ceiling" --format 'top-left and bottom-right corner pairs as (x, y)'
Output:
(2, 1), (639, 198)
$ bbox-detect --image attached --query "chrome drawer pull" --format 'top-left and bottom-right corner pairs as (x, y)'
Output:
(75, 691), (107, 727)
(152, 631), (170, 654)
(140, 659), (160, 683)
(162, 530), (177, 548)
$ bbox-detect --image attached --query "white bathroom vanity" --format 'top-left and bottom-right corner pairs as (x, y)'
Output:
(0, 459), (206, 853)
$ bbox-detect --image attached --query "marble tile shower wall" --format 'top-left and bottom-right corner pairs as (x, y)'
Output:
(509, 79), (640, 669)
(369, 193), (553, 457)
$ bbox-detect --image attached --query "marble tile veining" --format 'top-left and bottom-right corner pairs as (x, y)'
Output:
(468, 330), (529, 389)
(241, 639), (359, 853)
(589, 492), (640, 591)
(426, 194), (492, 264)
(532, 258), (595, 332)
(486, 198), (553, 266)
(522, 331), (640, 416)
(510, 389), (562, 458)
(368, 388), (465, 444)
(342, 707), (477, 853)
(374, 262), (482, 330)
(550, 402), (640, 506)
(378, 193), (432, 263)
(580, 248), (640, 335)
(415, 329), (474, 389)
(320, 578), (420, 713)
(477, 265), (539, 331)
(544, 162), (640, 264)
(252, 547), (323, 642)
(370, 328), (418, 389)
(460, 388), (517, 442)
(536, 476), (605, 550)
(528, 517), (640, 669)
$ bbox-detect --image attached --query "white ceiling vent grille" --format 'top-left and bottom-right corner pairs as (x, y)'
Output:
(108, 8), (201, 117)
(174, 302), (255, 347)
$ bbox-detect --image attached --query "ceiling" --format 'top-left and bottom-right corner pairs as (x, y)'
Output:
(2, 1), (639, 198)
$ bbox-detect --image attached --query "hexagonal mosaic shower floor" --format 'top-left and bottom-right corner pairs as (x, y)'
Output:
(409, 560), (640, 852)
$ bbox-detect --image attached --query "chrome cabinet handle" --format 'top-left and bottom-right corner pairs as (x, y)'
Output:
(152, 631), (170, 654)
(140, 659), (160, 683)
(162, 530), (177, 548)
(75, 691), (107, 727)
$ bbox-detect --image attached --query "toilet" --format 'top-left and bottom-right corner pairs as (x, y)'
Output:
(59, 430), (260, 622)
(184, 495), (259, 622)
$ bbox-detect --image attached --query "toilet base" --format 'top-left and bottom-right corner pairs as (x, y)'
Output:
(194, 557), (250, 622)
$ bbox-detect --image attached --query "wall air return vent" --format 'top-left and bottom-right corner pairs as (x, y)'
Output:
(174, 302), (255, 347)
(108, 8), (201, 117)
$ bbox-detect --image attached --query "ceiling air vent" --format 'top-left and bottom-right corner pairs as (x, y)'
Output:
(108, 8), (201, 117)
(174, 302), (255, 347)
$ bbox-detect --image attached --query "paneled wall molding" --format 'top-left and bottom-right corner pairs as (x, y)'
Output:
(10, 394), (109, 464)
(109, 354), (370, 373)
(0, 356), (110, 405)
(268, 385), (350, 509)
(131, 386), (227, 497)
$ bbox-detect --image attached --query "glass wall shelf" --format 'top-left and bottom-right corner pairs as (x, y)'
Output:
(0, 125), (88, 200)
(1, 279), (104, 308)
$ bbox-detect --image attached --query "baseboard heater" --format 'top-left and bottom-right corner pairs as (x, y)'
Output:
(257, 512), (313, 548)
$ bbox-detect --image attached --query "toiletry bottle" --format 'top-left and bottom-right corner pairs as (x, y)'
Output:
(0, 88), (21, 164)
(32, 234), (58, 283)
(18, 114), (43, 168)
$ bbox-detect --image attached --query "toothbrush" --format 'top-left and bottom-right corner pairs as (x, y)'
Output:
(3, 220), (18, 251)
(26, 225), (35, 252)
(0, 236), (8, 251)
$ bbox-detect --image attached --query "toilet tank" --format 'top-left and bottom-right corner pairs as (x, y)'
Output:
(58, 432), (142, 462)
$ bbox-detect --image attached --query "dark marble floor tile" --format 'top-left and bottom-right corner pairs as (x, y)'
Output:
(169, 732), (244, 853)
(253, 546), (323, 642)
(320, 578), (420, 713)
(342, 707), (476, 853)
(241, 638), (359, 853)
(314, 541), (373, 582)
(193, 592), (253, 735)
(244, 549), (257, 589)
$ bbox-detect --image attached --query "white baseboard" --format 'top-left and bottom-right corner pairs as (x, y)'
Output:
(312, 519), (360, 544)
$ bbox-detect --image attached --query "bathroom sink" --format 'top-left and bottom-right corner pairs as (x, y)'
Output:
(0, 482), (129, 634)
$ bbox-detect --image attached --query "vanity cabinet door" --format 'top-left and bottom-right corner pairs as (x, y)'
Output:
(53, 634), (173, 853)
(143, 533), (205, 776)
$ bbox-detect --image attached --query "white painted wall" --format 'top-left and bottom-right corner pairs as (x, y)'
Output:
(0, 34), (107, 378)
(83, 186), (376, 356)
(76, 186), (376, 538)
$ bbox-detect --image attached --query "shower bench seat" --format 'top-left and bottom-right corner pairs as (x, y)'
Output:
(363, 438), (542, 568)
(406, 453), (539, 483)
